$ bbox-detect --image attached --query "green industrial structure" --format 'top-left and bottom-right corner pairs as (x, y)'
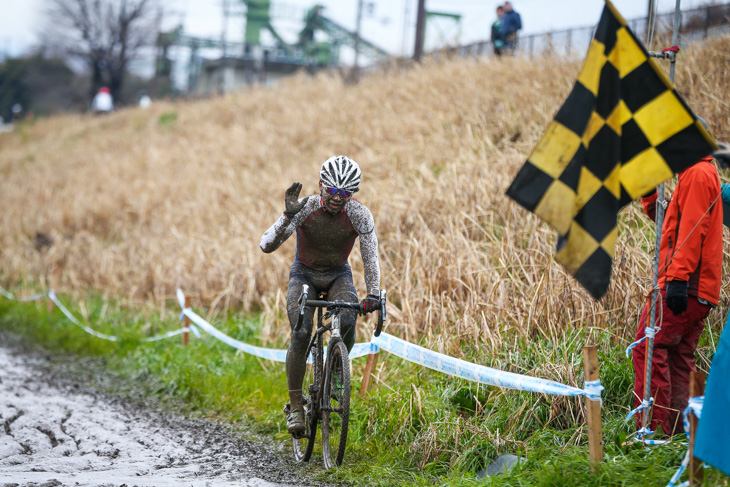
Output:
(154, 1), (391, 95)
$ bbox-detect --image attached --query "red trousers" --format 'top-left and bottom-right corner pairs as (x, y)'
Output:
(632, 290), (710, 435)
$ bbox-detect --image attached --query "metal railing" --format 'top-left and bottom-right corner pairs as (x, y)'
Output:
(432, 2), (730, 60)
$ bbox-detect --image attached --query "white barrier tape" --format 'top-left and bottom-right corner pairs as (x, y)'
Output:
(370, 332), (591, 398)
(141, 324), (201, 342)
(0, 286), (46, 302)
(176, 289), (381, 363)
(665, 395), (705, 487)
(48, 290), (119, 342)
(666, 452), (690, 487)
(181, 308), (289, 362)
(626, 398), (654, 422)
(631, 425), (671, 445)
(625, 327), (658, 358)
(45, 290), (192, 344)
(176, 288), (187, 309)
(176, 288), (601, 401)
(350, 341), (380, 359)
(685, 396), (703, 423)
(181, 307), (380, 363)
(584, 380), (604, 405)
(643, 438), (671, 445)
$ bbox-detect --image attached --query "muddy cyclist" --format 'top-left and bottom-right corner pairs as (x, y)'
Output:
(260, 155), (381, 435)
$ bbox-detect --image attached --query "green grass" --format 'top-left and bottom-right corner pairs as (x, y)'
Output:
(0, 294), (728, 487)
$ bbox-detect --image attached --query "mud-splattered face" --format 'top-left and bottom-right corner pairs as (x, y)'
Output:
(319, 181), (353, 214)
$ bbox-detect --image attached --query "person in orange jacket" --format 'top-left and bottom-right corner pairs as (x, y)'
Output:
(632, 121), (723, 436)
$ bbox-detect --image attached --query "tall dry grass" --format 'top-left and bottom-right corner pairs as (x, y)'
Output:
(1, 36), (729, 369)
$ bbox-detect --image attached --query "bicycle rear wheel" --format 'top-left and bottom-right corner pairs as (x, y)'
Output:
(322, 339), (350, 469)
(292, 335), (322, 462)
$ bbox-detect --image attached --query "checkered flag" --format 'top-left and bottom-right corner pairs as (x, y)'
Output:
(506, 0), (716, 299)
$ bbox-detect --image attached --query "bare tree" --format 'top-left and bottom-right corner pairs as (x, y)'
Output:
(42, 0), (157, 105)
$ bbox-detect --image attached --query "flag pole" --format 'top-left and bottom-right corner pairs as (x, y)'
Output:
(642, 0), (682, 435)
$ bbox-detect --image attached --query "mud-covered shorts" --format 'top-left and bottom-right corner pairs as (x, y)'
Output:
(286, 259), (358, 351)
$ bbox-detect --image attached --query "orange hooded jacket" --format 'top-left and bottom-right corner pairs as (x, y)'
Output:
(642, 156), (723, 305)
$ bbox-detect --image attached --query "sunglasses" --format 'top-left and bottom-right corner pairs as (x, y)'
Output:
(323, 186), (353, 199)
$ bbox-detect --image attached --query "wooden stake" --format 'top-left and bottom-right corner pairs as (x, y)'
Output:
(182, 296), (190, 346)
(583, 345), (603, 471)
(359, 351), (379, 396)
(689, 371), (706, 486)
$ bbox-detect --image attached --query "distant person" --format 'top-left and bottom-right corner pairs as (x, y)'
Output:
(11, 103), (22, 122)
(91, 87), (114, 115)
(491, 6), (506, 56)
(139, 92), (152, 109)
(502, 1), (522, 53)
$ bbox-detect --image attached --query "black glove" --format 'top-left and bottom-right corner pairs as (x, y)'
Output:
(666, 280), (688, 316)
(361, 294), (380, 314)
(283, 182), (307, 219)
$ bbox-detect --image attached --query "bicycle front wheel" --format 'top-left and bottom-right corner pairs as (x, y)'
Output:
(322, 339), (351, 469)
(293, 338), (322, 462)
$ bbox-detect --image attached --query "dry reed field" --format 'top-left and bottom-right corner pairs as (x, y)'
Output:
(1, 36), (729, 367)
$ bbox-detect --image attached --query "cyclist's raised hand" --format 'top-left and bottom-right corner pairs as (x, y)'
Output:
(284, 182), (307, 219)
(360, 294), (380, 314)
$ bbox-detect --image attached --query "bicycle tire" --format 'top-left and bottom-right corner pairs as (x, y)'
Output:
(292, 328), (322, 462)
(321, 339), (350, 469)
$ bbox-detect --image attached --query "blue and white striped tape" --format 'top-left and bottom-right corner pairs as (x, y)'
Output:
(625, 398), (673, 444)
(371, 332), (600, 399)
(626, 327), (657, 358)
(666, 395), (703, 487)
(180, 306), (290, 362)
(48, 290), (120, 342)
(1, 286), (193, 344)
(0, 286), (45, 302)
(626, 397), (654, 422)
(178, 306), (378, 363)
(176, 289), (601, 400)
(5, 284), (603, 403)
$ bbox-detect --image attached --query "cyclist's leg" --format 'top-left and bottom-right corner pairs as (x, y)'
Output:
(285, 263), (316, 432)
(327, 264), (358, 353)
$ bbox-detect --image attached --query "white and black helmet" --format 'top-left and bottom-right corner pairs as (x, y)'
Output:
(319, 155), (361, 192)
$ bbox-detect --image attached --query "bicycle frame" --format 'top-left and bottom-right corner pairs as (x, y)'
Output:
(291, 284), (386, 468)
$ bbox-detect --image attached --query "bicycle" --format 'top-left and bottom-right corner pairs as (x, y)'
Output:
(289, 284), (386, 469)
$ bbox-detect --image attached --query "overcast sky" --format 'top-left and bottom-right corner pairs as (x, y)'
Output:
(0, 0), (711, 60)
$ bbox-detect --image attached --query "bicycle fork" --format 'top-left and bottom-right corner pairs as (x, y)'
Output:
(321, 310), (344, 414)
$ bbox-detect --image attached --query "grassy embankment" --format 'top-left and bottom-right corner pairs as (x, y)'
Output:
(1, 35), (730, 486)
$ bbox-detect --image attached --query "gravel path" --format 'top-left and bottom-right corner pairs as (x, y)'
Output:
(0, 336), (319, 487)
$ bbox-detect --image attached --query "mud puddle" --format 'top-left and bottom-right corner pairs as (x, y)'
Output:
(0, 334), (325, 487)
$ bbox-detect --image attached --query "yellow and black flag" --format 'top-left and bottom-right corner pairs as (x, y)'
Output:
(505, 0), (716, 299)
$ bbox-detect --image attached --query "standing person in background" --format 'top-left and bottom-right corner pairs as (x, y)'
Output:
(491, 6), (506, 56)
(11, 103), (22, 122)
(631, 117), (722, 437)
(502, 2), (522, 53)
(91, 87), (114, 115)
(138, 91), (152, 109)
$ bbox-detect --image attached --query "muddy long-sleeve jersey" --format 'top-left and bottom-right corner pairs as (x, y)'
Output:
(260, 196), (381, 296)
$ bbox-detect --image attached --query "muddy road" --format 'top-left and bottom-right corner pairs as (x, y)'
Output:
(0, 335), (322, 487)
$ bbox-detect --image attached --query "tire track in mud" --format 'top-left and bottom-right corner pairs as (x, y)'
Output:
(0, 335), (324, 487)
